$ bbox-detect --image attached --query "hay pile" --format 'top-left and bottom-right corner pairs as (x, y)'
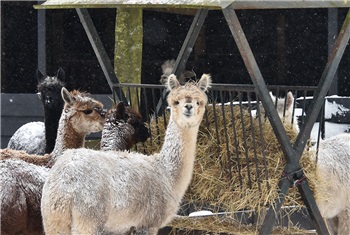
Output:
(139, 104), (317, 233)
(169, 214), (317, 235)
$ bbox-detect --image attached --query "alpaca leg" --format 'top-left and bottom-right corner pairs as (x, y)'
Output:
(134, 228), (156, 235)
(337, 209), (350, 235)
(41, 205), (71, 234)
(127, 226), (137, 235)
(71, 223), (100, 235)
(147, 227), (159, 235)
(315, 190), (343, 220)
(43, 222), (71, 235)
(71, 212), (101, 235)
(325, 217), (339, 235)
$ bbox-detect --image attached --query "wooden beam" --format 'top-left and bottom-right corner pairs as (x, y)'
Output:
(155, 9), (209, 116)
(76, 8), (127, 104)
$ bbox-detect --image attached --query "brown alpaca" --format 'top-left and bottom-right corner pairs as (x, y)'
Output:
(0, 88), (105, 167)
(0, 102), (150, 166)
(0, 88), (106, 235)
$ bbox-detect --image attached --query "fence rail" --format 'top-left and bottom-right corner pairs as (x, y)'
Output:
(112, 83), (323, 215)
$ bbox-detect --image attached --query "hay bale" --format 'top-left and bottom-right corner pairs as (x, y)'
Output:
(140, 104), (316, 233)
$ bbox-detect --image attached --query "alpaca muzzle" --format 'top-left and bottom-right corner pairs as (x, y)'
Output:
(183, 104), (193, 117)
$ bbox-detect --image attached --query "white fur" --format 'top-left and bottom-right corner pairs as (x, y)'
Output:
(259, 91), (299, 133)
(315, 133), (350, 234)
(41, 74), (211, 235)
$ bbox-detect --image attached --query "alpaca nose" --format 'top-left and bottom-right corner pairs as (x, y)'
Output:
(45, 97), (53, 104)
(185, 104), (193, 111)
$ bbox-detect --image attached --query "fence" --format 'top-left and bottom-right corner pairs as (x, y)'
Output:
(2, 83), (347, 232)
(113, 82), (322, 151)
(113, 83), (326, 221)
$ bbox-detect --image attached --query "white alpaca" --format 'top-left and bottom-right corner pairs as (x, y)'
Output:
(259, 91), (299, 133)
(314, 133), (350, 234)
(41, 74), (211, 235)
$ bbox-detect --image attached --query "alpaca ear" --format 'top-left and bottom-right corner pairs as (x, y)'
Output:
(197, 74), (212, 91)
(183, 70), (196, 79)
(117, 102), (126, 116)
(61, 87), (75, 106)
(285, 91), (294, 110)
(37, 69), (45, 84)
(56, 68), (65, 82)
(269, 92), (276, 103)
(166, 74), (180, 91)
(161, 59), (175, 74)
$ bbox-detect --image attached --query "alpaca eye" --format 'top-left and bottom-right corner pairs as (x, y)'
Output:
(197, 102), (200, 105)
(83, 110), (93, 115)
(174, 101), (179, 105)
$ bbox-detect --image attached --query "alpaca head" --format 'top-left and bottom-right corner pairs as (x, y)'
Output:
(121, 103), (150, 144)
(160, 59), (176, 85)
(61, 87), (106, 134)
(160, 59), (196, 85)
(259, 91), (294, 121)
(37, 68), (65, 111)
(101, 102), (150, 150)
(166, 74), (211, 128)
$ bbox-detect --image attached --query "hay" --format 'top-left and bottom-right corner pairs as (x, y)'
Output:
(140, 104), (317, 234)
(168, 214), (316, 235)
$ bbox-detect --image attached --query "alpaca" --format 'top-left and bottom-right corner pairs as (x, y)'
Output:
(0, 87), (106, 235)
(160, 59), (196, 85)
(40, 74), (211, 235)
(100, 102), (150, 151)
(258, 91), (299, 133)
(7, 68), (65, 155)
(314, 133), (350, 235)
(0, 102), (149, 165)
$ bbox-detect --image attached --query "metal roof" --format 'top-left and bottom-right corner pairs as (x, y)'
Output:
(34, 0), (350, 9)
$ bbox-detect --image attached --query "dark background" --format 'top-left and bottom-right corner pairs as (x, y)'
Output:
(1, 2), (349, 95)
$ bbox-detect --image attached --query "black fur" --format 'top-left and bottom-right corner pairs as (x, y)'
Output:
(37, 68), (66, 154)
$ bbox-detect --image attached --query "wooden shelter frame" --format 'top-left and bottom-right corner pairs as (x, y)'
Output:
(35, 1), (350, 234)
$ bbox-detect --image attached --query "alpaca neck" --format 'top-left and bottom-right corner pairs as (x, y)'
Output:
(50, 114), (85, 163)
(100, 123), (134, 151)
(44, 106), (63, 154)
(157, 118), (200, 200)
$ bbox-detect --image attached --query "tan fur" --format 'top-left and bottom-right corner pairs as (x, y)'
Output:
(0, 149), (50, 166)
